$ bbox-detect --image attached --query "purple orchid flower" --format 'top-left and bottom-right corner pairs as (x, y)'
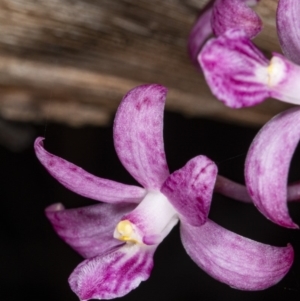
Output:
(35, 84), (294, 300)
(197, 0), (300, 108)
(188, 0), (262, 67)
(198, 28), (300, 108)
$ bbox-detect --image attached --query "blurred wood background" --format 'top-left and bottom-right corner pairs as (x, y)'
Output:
(0, 0), (290, 127)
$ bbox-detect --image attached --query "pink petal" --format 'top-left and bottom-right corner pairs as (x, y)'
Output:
(188, 1), (214, 67)
(46, 202), (135, 259)
(161, 155), (217, 227)
(245, 107), (300, 228)
(199, 29), (270, 108)
(180, 219), (294, 290)
(113, 84), (169, 190)
(212, 0), (262, 39)
(277, 0), (300, 65)
(69, 244), (156, 300)
(35, 137), (146, 204)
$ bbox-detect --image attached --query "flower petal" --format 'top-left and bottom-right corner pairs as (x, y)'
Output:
(188, 2), (214, 67)
(46, 202), (136, 259)
(35, 137), (146, 204)
(69, 244), (156, 300)
(277, 0), (300, 65)
(199, 29), (270, 108)
(245, 107), (300, 228)
(161, 155), (217, 226)
(212, 0), (262, 39)
(180, 219), (294, 290)
(113, 84), (169, 190)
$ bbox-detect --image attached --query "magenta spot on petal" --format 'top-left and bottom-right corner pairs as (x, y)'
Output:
(48, 160), (55, 167)
(143, 97), (151, 106)
(135, 102), (142, 111)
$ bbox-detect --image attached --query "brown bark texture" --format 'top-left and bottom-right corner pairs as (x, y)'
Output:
(0, 0), (290, 127)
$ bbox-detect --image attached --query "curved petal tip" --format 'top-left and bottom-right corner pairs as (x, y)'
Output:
(34, 137), (145, 204)
(181, 220), (294, 291)
(245, 107), (300, 228)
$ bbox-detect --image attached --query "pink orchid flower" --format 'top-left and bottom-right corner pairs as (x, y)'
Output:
(188, 0), (262, 67)
(199, 28), (300, 108)
(197, 0), (300, 108)
(35, 84), (293, 300)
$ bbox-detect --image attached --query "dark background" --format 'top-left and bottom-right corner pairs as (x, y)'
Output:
(1, 110), (299, 301)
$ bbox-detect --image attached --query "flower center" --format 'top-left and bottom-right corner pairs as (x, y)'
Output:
(115, 220), (139, 244)
(267, 56), (286, 87)
(114, 191), (179, 246)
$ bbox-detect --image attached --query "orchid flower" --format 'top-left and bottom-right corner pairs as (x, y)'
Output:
(188, 0), (262, 67)
(35, 84), (293, 300)
(197, 0), (300, 108)
(199, 28), (300, 108)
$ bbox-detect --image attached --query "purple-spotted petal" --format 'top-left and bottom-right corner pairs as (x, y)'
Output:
(188, 1), (214, 67)
(69, 244), (156, 300)
(161, 155), (217, 227)
(35, 137), (146, 204)
(245, 107), (300, 228)
(113, 84), (169, 190)
(180, 219), (294, 290)
(277, 0), (300, 65)
(46, 202), (136, 259)
(199, 29), (270, 108)
(212, 0), (262, 39)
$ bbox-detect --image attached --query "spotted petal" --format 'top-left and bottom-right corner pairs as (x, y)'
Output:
(113, 84), (169, 190)
(277, 0), (300, 65)
(46, 202), (136, 258)
(69, 244), (156, 300)
(35, 137), (146, 204)
(212, 0), (262, 39)
(199, 29), (270, 108)
(180, 219), (294, 290)
(245, 107), (300, 228)
(161, 155), (217, 227)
